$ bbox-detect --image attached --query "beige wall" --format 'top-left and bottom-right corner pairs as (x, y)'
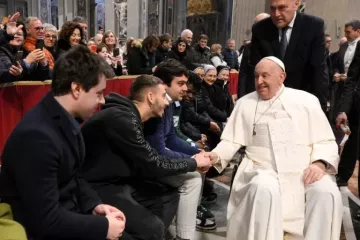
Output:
(231, 0), (267, 47)
(230, 0), (360, 52)
(305, 0), (360, 52)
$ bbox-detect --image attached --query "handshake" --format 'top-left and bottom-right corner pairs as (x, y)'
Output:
(192, 152), (218, 173)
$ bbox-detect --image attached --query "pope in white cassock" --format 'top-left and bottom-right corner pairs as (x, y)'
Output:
(207, 56), (343, 240)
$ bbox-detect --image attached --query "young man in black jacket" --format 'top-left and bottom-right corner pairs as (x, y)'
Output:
(81, 75), (212, 240)
(0, 45), (127, 239)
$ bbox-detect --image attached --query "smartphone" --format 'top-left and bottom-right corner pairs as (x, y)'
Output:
(13, 50), (24, 64)
(113, 48), (120, 57)
(36, 39), (44, 50)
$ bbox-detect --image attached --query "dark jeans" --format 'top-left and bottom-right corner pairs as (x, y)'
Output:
(94, 182), (179, 240)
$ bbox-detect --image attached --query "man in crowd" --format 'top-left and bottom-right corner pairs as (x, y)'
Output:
(0, 45), (128, 239)
(181, 29), (193, 46)
(208, 56), (342, 240)
(249, 0), (329, 111)
(335, 20), (360, 189)
(73, 16), (88, 44)
(238, 13), (270, 98)
(155, 33), (172, 64)
(80, 74), (212, 240)
(94, 33), (103, 45)
(222, 39), (239, 71)
(144, 59), (216, 238)
(23, 16), (54, 69)
(191, 34), (211, 65)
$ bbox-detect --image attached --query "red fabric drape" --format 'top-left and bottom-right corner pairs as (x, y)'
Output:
(0, 73), (238, 156)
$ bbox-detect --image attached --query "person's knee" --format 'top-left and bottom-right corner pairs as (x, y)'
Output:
(179, 172), (202, 193)
(250, 175), (280, 200)
(140, 216), (165, 240)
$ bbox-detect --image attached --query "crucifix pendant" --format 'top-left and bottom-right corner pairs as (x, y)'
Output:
(252, 126), (256, 136)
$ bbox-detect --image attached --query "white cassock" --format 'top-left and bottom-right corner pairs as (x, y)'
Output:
(213, 85), (343, 240)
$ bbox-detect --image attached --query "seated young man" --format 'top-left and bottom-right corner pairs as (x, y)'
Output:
(0, 45), (127, 239)
(144, 60), (217, 237)
(80, 75), (212, 240)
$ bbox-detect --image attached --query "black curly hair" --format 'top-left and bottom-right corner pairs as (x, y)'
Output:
(58, 21), (84, 44)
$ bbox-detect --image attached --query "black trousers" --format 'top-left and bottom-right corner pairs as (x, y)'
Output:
(94, 181), (179, 240)
(337, 92), (360, 193)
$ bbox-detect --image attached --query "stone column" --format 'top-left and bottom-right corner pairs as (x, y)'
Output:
(104, 0), (115, 33)
(77, 0), (87, 19)
(39, 0), (51, 23)
(127, 0), (141, 38)
(173, 0), (186, 37)
(140, 0), (148, 38)
(148, 0), (159, 35)
(57, 0), (65, 28)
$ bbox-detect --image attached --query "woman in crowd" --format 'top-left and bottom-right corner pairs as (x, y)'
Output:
(166, 37), (189, 67)
(55, 21), (84, 59)
(155, 33), (172, 64)
(42, 23), (57, 58)
(214, 66), (234, 117)
(127, 34), (159, 74)
(101, 30), (123, 70)
(0, 21), (50, 83)
(96, 43), (122, 76)
(210, 44), (227, 68)
(201, 65), (228, 149)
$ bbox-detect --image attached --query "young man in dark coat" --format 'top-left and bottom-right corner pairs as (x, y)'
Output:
(80, 74), (212, 240)
(0, 45), (128, 239)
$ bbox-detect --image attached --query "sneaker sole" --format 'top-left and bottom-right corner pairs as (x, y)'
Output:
(196, 225), (217, 231)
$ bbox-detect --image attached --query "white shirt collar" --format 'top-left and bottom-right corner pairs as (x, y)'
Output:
(288, 11), (297, 28)
(349, 37), (360, 46)
(166, 93), (173, 104)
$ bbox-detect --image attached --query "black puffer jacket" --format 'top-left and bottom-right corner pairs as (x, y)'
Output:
(191, 44), (211, 65)
(155, 46), (169, 64)
(127, 45), (155, 75)
(213, 79), (234, 117)
(0, 45), (50, 83)
(201, 81), (228, 122)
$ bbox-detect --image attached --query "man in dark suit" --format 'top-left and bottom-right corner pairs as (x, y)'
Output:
(335, 21), (360, 189)
(0, 46), (129, 239)
(249, 0), (329, 110)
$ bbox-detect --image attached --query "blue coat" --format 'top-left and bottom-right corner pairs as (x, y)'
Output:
(144, 103), (200, 158)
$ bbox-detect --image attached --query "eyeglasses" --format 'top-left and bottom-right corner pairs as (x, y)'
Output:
(34, 27), (44, 31)
(45, 34), (57, 39)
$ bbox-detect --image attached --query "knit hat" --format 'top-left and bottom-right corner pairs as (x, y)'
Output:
(216, 65), (230, 76)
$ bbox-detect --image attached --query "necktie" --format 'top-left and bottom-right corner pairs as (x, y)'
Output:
(280, 27), (289, 60)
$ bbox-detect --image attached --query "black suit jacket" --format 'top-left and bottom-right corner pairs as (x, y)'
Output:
(0, 92), (108, 240)
(332, 42), (349, 74)
(249, 13), (329, 108)
(338, 42), (360, 115)
(237, 44), (254, 98)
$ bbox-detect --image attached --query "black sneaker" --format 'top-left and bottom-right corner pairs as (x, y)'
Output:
(201, 192), (217, 205)
(196, 217), (217, 231)
(197, 205), (215, 221)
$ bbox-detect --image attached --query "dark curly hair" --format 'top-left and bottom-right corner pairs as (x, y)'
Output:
(52, 45), (114, 96)
(58, 21), (84, 44)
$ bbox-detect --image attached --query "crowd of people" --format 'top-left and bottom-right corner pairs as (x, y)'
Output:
(1, 0), (360, 239)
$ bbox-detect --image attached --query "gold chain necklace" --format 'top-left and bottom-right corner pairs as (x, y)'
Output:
(252, 88), (284, 136)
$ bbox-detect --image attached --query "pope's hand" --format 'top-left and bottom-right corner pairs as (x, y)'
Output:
(303, 162), (326, 185)
(205, 152), (218, 165)
(193, 152), (211, 168)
